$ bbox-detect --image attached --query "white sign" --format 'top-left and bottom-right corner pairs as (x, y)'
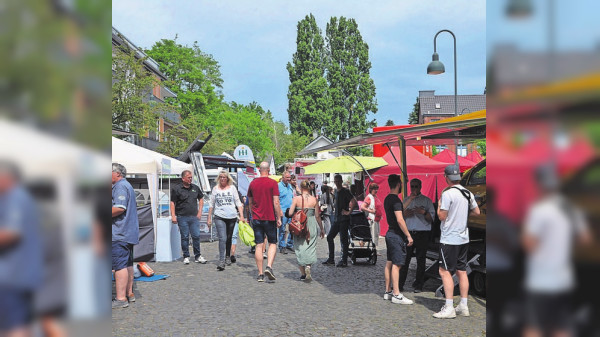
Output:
(234, 145), (255, 164)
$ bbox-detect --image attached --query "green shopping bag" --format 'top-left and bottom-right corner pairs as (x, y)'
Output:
(238, 220), (256, 247)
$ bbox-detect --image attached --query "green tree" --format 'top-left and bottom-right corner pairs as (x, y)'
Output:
(385, 120), (395, 126)
(325, 16), (377, 141)
(286, 14), (330, 138)
(475, 139), (486, 156)
(408, 97), (420, 124)
(146, 37), (224, 119)
(112, 44), (161, 137)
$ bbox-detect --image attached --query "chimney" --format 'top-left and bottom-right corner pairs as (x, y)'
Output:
(313, 131), (319, 139)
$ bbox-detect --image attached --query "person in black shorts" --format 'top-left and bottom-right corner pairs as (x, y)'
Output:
(382, 174), (414, 305)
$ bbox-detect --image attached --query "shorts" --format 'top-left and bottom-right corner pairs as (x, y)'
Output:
(0, 288), (33, 331)
(385, 231), (407, 266)
(526, 291), (572, 332)
(112, 241), (134, 271)
(439, 243), (468, 273)
(252, 220), (278, 244)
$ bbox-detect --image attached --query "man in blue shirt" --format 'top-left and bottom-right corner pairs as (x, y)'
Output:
(112, 163), (139, 309)
(277, 171), (294, 254)
(0, 161), (42, 334)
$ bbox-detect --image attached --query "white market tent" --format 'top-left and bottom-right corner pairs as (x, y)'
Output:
(0, 118), (110, 319)
(111, 136), (192, 224)
(111, 136), (192, 262)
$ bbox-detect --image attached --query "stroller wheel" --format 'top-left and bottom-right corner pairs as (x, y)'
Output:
(370, 251), (377, 265)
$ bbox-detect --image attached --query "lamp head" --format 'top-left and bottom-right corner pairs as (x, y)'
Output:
(427, 52), (445, 75)
(506, 0), (533, 18)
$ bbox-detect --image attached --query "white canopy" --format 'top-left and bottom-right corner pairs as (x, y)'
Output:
(111, 137), (192, 175)
(0, 119), (110, 180)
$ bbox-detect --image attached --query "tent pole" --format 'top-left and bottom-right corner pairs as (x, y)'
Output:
(384, 143), (403, 175)
(399, 137), (408, 199)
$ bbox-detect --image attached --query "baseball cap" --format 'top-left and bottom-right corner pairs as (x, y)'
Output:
(444, 164), (461, 181)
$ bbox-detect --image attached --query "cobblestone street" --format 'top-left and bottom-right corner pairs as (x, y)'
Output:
(113, 238), (486, 336)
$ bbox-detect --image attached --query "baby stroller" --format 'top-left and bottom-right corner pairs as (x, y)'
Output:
(348, 210), (377, 265)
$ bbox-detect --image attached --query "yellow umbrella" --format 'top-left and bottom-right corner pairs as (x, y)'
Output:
(269, 175), (282, 182)
(302, 156), (387, 175)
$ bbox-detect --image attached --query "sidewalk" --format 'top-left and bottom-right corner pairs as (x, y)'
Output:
(113, 237), (486, 336)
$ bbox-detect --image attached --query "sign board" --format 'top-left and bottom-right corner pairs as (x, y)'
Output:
(161, 158), (172, 174)
(234, 145), (255, 164)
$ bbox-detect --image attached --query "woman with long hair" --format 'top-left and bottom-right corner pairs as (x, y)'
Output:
(207, 170), (245, 270)
(287, 180), (324, 281)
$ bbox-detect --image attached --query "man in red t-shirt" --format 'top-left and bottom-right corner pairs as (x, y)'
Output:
(247, 162), (282, 282)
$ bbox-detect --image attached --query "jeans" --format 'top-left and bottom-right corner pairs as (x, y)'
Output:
(398, 230), (430, 290)
(326, 218), (350, 262)
(278, 215), (293, 249)
(321, 215), (331, 235)
(231, 221), (239, 245)
(178, 215), (201, 258)
(213, 216), (237, 262)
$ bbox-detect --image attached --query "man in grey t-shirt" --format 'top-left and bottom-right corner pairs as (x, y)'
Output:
(433, 165), (479, 319)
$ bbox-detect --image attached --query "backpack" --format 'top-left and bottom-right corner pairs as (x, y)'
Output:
(449, 186), (473, 221)
(289, 197), (309, 240)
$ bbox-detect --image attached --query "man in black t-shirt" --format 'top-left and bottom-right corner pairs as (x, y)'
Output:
(170, 170), (206, 265)
(322, 174), (354, 267)
(382, 174), (414, 305)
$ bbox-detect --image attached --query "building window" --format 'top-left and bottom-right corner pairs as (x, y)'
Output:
(430, 119), (440, 122)
(435, 103), (441, 109)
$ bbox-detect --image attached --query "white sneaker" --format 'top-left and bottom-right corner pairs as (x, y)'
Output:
(195, 256), (207, 264)
(183, 257), (190, 265)
(383, 291), (393, 300)
(455, 304), (470, 317)
(391, 294), (414, 305)
(305, 265), (312, 282)
(433, 304), (456, 319)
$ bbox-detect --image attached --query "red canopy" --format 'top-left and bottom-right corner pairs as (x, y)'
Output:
(367, 146), (448, 236)
(465, 150), (483, 163)
(432, 149), (477, 172)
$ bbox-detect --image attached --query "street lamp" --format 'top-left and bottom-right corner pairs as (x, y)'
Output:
(427, 29), (459, 165)
(460, 108), (471, 115)
(506, 0), (533, 18)
(427, 29), (457, 118)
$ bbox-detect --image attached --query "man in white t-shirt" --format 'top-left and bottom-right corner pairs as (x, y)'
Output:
(522, 164), (592, 337)
(433, 164), (480, 319)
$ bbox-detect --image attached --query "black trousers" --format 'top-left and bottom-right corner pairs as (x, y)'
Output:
(327, 218), (350, 262)
(398, 230), (430, 290)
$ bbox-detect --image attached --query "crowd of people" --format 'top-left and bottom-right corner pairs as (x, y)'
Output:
(111, 160), (480, 319)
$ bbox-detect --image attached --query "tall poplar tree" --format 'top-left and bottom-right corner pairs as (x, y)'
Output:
(325, 16), (377, 140)
(286, 14), (329, 137)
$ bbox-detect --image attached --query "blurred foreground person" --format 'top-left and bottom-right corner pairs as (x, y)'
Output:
(0, 161), (42, 336)
(522, 164), (592, 337)
(111, 163), (139, 309)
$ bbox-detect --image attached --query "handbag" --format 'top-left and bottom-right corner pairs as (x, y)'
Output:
(289, 196), (309, 240)
(238, 220), (256, 247)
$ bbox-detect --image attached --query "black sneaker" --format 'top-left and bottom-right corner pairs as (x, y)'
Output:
(217, 262), (225, 271)
(280, 248), (288, 254)
(322, 259), (335, 265)
(300, 275), (306, 281)
(225, 257), (232, 266)
(413, 288), (422, 293)
(257, 274), (265, 282)
(230, 255), (236, 263)
(335, 260), (348, 268)
(265, 266), (276, 280)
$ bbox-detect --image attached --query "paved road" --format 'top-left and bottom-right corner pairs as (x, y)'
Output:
(113, 237), (486, 336)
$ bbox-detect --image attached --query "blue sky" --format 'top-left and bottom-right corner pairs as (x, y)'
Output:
(487, 0), (600, 53)
(113, 1), (486, 128)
